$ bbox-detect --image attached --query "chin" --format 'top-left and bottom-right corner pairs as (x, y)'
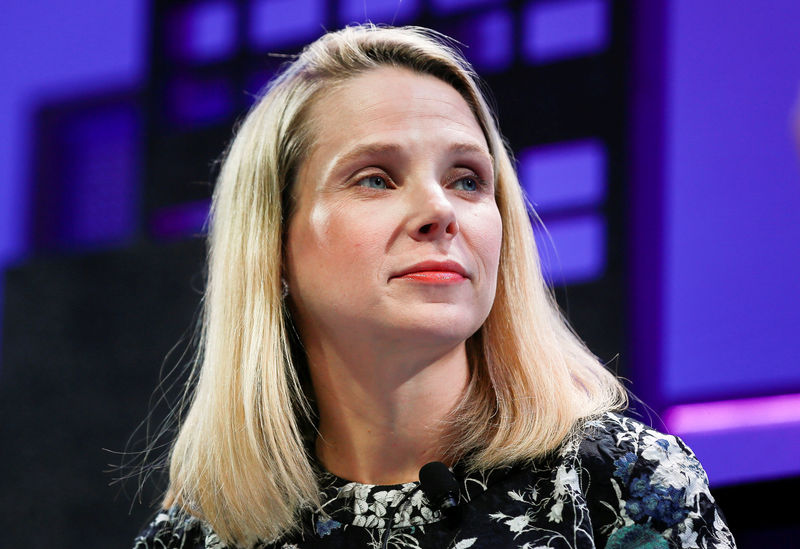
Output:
(386, 307), (485, 345)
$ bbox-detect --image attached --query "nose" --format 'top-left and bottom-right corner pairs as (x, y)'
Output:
(406, 182), (459, 241)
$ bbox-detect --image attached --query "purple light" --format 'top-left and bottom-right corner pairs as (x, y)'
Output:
(249, 0), (324, 50)
(431, 0), (506, 15)
(167, 0), (237, 63)
(1, 1), (145, 267)
(534, 212), (606, 285)
(32, 98), (140, 251)
(59, 105), (140, 247)
(338, 0), (420, 24)
(150, 200), (211, 240)
(677, 422), (800, 486)
(522, 0), (608, 64)
(519, 138), (606, 213)
(166, 75), (233, 127)
(662, 0), (800, 404)
(664, 393), (800, 435)
(462, 9), (514, 73)
(663, 394), (800, 485)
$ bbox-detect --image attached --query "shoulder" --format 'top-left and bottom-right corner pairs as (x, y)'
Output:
(133, 506), (227, 549)
(578, 411), (699, 474)
(575, 412), (737, 548)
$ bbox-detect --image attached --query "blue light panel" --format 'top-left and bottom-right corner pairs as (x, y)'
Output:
(662, 0), (800, 403)
(151, 200), (211, 240)
(249, 0), (325, 49)
(678, 420), (800, 486)
(519, 138), (606, 212)
(431, 0), (506, 15)
(338, 0), (420, 25)
(167, 75), (234, 127)
(167, 0), (237, 63)
(534, 213), (606, 285)
(58, 105), (140, 247)
(523, 0), (608, 64)
(461, 9), (513, 73)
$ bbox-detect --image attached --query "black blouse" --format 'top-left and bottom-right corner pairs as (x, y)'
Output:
(132, 412), (737, 548)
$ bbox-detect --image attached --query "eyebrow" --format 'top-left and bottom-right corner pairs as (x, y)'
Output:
(333, 141), (493, 168)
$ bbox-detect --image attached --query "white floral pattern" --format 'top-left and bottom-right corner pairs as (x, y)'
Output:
(133, 413), (737, 549)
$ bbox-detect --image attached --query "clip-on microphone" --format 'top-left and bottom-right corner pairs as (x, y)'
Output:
(419, 461), (459, 509)
(380, 461), (460, 549)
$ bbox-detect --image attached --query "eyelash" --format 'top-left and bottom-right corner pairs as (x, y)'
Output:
(356, 174), (391, 189)
(354, 171), (489, 192)
(450, 175), (486, 192)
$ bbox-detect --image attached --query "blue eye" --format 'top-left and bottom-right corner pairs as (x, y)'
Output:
(452, 177), (480, 192)
(357, 175), (389, 189)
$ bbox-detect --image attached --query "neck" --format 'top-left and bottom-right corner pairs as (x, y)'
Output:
(307, 338), (470, 485)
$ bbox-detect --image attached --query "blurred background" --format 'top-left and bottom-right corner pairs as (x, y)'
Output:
(1, 0), (798, 547)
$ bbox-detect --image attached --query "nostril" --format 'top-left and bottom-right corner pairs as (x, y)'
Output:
(419, 223), (433, 234)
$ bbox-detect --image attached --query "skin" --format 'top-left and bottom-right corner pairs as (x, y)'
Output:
(285, 66), (502, 484)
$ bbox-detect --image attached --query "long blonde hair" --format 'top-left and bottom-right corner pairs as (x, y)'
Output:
(165, 24), (627, 546)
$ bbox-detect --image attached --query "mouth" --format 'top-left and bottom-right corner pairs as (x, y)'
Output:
(391, 260), (469, 283)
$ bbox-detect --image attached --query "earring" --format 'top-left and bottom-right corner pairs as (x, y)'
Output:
(281, 277), (290, 299)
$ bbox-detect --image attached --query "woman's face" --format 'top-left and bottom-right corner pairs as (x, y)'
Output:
(285, 67), (502, 352)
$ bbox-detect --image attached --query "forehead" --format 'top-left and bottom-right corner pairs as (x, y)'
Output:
(304, 66), (489, 158)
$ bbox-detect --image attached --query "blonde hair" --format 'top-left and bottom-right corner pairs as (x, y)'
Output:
(164, 24), (627, 546)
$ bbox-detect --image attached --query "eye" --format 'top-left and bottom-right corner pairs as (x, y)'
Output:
(356, 175), (389, 189)
(451, 176), (482, 192)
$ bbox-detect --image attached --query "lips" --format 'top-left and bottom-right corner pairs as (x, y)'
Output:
(391, 260), (469, 281)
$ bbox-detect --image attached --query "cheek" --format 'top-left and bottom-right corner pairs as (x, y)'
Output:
(290, 202), (385, 281)
(488, 209), (503, 263)
(470, 206), (503, 277)
(321, 203), (375, 255)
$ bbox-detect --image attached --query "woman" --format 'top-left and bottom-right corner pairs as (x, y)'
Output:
(134, 25), (736, 549)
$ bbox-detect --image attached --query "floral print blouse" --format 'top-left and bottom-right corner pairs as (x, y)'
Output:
(132, 413), (736, 548)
